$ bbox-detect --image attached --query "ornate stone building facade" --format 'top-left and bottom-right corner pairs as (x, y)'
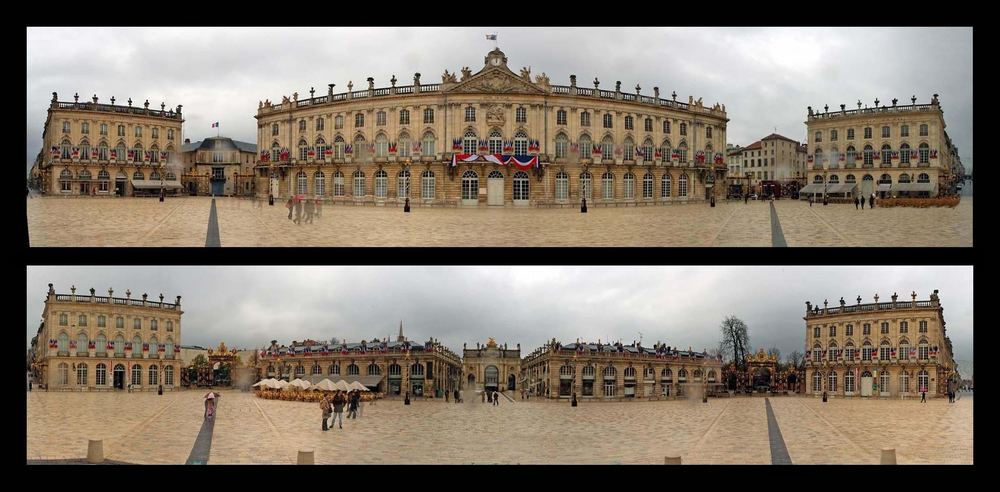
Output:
(461, 338), (520, 393)
(31, 92), (185, 196)
(258, 324), (461, 397)
(29, 284), (183, 391)
(801, 95), (958, 199)
(180, 137), (257, 196)
(521, 339), (724, 400)
(254, 48), (728, 206)
(803, 290), (957, 399)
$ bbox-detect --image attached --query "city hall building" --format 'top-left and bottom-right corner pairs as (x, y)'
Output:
(258, 324), (462, 397)
(461, 338), (521, 393)
(521, 339), (724, 400)
(180, 137), (258, 196)
(800, 95), (959, 199)
(30, 92), (185, 196)
(29, 284), (184, 391)
(253, 48), (729, 207)
(803, 290), (957, 399)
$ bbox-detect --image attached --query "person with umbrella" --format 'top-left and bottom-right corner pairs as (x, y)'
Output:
(204, 391), (220, 418)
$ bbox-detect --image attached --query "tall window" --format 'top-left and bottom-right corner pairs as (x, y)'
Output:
(645, 118), (653, 132)
(314, 171), (326, 196)
(514, 131), (528, 155)
(829, 325), (837, 337)
(555, 171), (568, 201)
(118, 125), (126, 137)
(488, 130), (503, 155)
(100, 123), (108, 136)
(881, 145), (892, 164)
(879, 370), (890, 394)
(463, 130), (477, 155)
(919, 143), (929, 164)
(397, 169), (410, 198)
(642, 172), (653, 199)
(376, 111), (386, 126)
(663, 120), (670, 133)
(399, 109), (409, 125)
(680, 123), (687, 136)
(461, 170), (478, 200)
(556, 110), (567, 125)
(353, 170), (365, 197)
(845, 370), (855, 393)
(513, 171), (529, 201)
(516, 107), (526, 123)
(333, 136), (345, 160)
(77, 363), (90, 386)
(919, 320), (928, 333)
(678, 143), (688, 162)
(623, 138), (634, 161)
(164, 366), (174, 386)
(603, 114), (613, 128)
(863, 145), (874, 166)
(660, 173), (671, 198)
(863, 323), (871, 335)
(601, 136), (613, 160)
(465, 106), (476, 122)
(828, 371), (837, 392)
(706, 126), (712, 138)
(880, 341), (891, 361)
(899, 371), (909, 394)
(423, 108), (434, 124)
(421, 170), (435, 199)
(299, 120), (306, 132)
(335, 115), (344, 129)
(376, 134), (389, 157)
(919, 124), (928, 136)
(831, 129), (838, 141)
(901, 125), (909, 137)
(96, 363), (107, 386)
(355, 114), (364, 128)
(846, 324), (853, 336)
(678, 174), (688, 197)
(298, 140), (309, 161)
(918, 342), (929, 361)
(861, 343), (873, 360)
(900, 144), (911, 164)
(624, 115), (633, 130)
(622, 172), (635, 199)
(881, 126), (890, 138)
(98, 143), (109, 161)
(131, 364), (142, 386)
(398, 135), (410, 158)
(422, 132), (436, 157)
(316, 118), (324, 131)
(580, 112), (590, 127)
(135, 126), (142, 138)
(812, 372), (822, 392)
(333, 171), (345, 196)
(149, 366), (158, 386)
(555, 134), (568, 158)
(847, 128), (855, 140)
(880, 322), (889, 334)
(579, 172), (592, 199)
(601, 171), (614, 200)
(296, 171), (308, 194)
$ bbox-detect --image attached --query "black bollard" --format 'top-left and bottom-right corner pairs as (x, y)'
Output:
(703, 394), (708, 403)
(404, 392), (410, 405)
(159, 189), (165, 202)
(158, 384), (163, 395)
(571, 393), (578, 407)
(710, 195), (716, 207)
(268, 194), (274, 206)
(581, 197), (588, 213)
(822, 391), (828, 402)
(404, 197), (410, 213)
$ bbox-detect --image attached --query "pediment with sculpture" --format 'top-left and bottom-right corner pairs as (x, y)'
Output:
(444, 66), (549, 95)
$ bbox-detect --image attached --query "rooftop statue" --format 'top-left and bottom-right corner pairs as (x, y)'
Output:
(461, 67), (472, 81)
(442, 69), (457, 84)
(520, 66), (531, 80)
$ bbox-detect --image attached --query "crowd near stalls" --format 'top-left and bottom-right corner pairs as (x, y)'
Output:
(521, 338), (725, 400)
(252, 377), (377, 403)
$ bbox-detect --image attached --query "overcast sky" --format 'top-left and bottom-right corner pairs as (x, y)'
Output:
(26, 266), (974, 375)
(26, 27), (972, 173)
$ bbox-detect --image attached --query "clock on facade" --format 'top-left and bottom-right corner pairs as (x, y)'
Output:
(491, 57), (501, 66)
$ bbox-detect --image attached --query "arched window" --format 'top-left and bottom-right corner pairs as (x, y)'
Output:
(678, 141), (688, 162)
(623, 172), (635, 199)
(271, 143), (280, 162)
(422, 131), (436, 157)
(164, 366), (174, 386)
(131, 364), (142, 386)
(828, 371), (837, 392)
(899, 371), (910, 394)
(579, 135), (592, 158)
(353, 170), (366, 197)
(881, 144), (892, 165)
(347, 363), (360, 375)
(295, 364), (305, 376)
(879, 174), (892, 185)
(555, 171), (569, 201)
(315, 137), (326, 161)
(80, 139), (91, 161)
(96, 334), (107, 355)
(513, 171), (529, 201)
(328, 363), (340, 375)
(555, 133), (568, 158)
(423, 108), (434, 124)
(579, 172), (592, 199)
(919, 143), (930, 164)
(399, 109), (410, 125)
(98, 142), (109, 161)
(165, 338), (174, 356)
(60, 139), (72, 159)
(580, 111), (590, 127)
(861, 341), (874, 360)
(845, 370), (855, 393)
(918, 340), (929, 360)
(678, 173), (689, 197)
(812, 371), (822, 392)
(642, 139), (654, 163)
(58, 332), (69, 354)
(601, 135), (614, 160)
(899, 173), (911, 183)
(828, 175), (840, 184)
(828, 341), (838, 361)
(917, 370), (929, 393)
(465, 106), (476, 122)
(375, 134), (389, 157)
(917, 173), (930, 183)
(677, 369), (688, 381)
(132, 144), (143, 163)
(388, 364), (401, 376)
(879, 370), (890, 394)
(374, 169), (388, 198)
(296, 171), (308, 195)
(623, 137), (634, 161)
(334, 136), (345, 160)
(96, 363), (107, 386)
(115, 143), (126, 162)
(76, 331), (88, 355)
(488, 130), (503, 155)
(149, 365), (158, 386)
(863, 145), (874, 167)
(333, 171), (345, 196)
(421, 170), (435, 199)
(149, 170), (160, 181)
(314, 171), (326, 196)
(398, 132), (410, 158)
(603, 366), (616, 397)
(461, 170), (479, 200)
(76, 363), (88, 385)
(603, 114), (613, 128)
(845, 174), (856, 184)
(814, 148), (824, 167)
(463, 130), (478, 155)
(58, 362), (69, 385)
(692, 369), (702, 382)
(397, 169), (410, 198)
(601, 171), (614, 200)
(98, 169), (110, 191)
(661, 173), (671, 198)
(410, 363), (424, 377)
(514, 130), (529, 155)
(846, 146), (856, 164)
(353, 135), (367, 159)
(114, 335), (125, 356)
(900, 143), (911, 164)
(368, 363), (381, 375)
(899, 339), (910, 361)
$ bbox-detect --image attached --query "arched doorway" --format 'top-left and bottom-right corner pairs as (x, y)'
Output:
(467, 373), (476, 388)
(861, 174), (874, 198)
(487, 170), (504, 206)
(787, 373), (797, 392)
(753, 367), (772, 392)
(113, 363), (125, 389)
(508, 374), (516, 390)
(484, 365), (499, 393)
(860, 370), (874, 396)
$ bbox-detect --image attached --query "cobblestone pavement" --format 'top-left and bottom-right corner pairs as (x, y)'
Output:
(26, 196), (972, 247)
(26, 391), (973, 464)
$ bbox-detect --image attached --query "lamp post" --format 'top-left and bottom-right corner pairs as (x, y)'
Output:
(159, 161), (165, 202)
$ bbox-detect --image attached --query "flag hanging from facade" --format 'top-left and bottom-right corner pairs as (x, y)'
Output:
(486, 34), (497, 41)
(211, 122), (219, 128)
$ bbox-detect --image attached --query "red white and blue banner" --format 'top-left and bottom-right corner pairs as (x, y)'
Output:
(930, 149), (938, 159)
(450, 154), (539, 169)
(51, 146), (59, 157)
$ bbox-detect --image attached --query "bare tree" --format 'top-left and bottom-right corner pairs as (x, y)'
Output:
(718, 315), (751, 371)
(767, 346), (781, 362)
(786, 351), (803, 371)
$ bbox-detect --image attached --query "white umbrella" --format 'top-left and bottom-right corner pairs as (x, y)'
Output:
(275, 380), (290, 389)
(349, 381), (370, 392)
(334, 380), (351, 391)
(312, 379), (337, 392)
(252, 380), (268, 387)
(296, 379), (312, 390)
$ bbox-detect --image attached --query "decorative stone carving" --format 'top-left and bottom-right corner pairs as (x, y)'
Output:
(520, 66), (531, 80)
(486, 104), (505, 126)
(534, 72), (550, 87)
(282, 95), (290, 105)
(442, 69), (457, 83)
(457, 72), (543, 94)
(461, 67), (472, 81)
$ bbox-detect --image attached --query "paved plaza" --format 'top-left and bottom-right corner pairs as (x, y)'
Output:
(26, 390), (972, 464)
(26, 196), (972, 247)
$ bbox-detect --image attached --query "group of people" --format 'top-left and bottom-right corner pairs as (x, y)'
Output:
(853, 193), (877, 209)
(255, 388), (377, 403)
(286, 197), (323, 225)
(481, 389), (502, 405)
(320, 390), (366, 430)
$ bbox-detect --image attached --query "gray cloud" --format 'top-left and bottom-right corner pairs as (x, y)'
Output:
(27, 266), (974, 374)
(26, 27), (972, 173)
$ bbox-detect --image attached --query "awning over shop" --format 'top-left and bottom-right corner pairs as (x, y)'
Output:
(131, 179), (183, 189)
(891, 182), (935, 192)
(827, 183), (858, 194)
(339, 375), (384, 387)
(799, 183), (824, 194)
(877, 183), (892, 191)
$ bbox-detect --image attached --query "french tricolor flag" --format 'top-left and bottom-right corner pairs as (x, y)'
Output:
(211, 122), (219, 128)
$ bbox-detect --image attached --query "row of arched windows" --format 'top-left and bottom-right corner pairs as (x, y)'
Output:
(811, 173), (931, 184)
(811, 369), (928, 394)
(810, 337), (931, 361)
(53, 332), (176, 357)
(267, 362), (425, 377)
(56, 362), (175, 387)
(276, 109), (437, 136)
(813, 143), (931, 167)
(566, 364), (714, 381)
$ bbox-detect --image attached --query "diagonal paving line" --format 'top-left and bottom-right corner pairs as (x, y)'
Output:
(708, 206), (740, 246)
(251, 398), (282, 438)
(804, 204), (855, 246)
(769, 201), (787, 247)
(105, 395), (178, 461)
(764, 398), (792, 464)
(796, 397), (881, 462)
(686, 399), (732, 460)
(137, 201), (184, 243)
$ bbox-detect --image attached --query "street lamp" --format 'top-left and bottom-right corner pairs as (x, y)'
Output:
(159, 160), (165, 202)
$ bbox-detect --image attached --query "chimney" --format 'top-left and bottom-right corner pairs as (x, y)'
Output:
(184, 138), (191, 144)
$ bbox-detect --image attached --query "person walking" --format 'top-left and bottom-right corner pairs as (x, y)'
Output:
(854, 196), (859, 209)
(493, 390), (500, 406)
(454, 389), (460, 403)
(920, 386), (927, 403)
(314, 198), (322, 219)
(481, 390), (486, 403)
(331, 391), (345, 428)
(869, 193), (875, 209)
(348, 390), (359, 419)
(808, 195), (813, 207)
(744, 193), (749, 205)
(303, 198), (315, 224)
(320, 394), (332, 431)
(293, 199), (303, 225)
(286, 197), (294, 219)
(358, 391), (365, 417)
